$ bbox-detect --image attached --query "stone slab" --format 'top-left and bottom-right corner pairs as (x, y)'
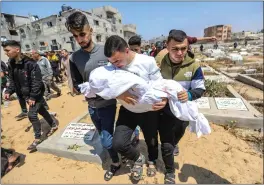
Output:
(236, 74), (263, 90)
(37, 111), (107, 164)
(220, 70), (238, 78)
(61, 123), (96, 140)
(194, 97), (210, 109)
(226, 85), (263, 117)
(205, 75), (234, 83)
(203, 113), (263, 129)
(201, 67), (213, 72)
(214, 97), (248, 111)
(198, 97), (263, 129)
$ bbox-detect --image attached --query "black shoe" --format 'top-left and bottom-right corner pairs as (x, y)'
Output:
(57, 91), (61, 97)
(121, 155), (129, 164)
(45, 94), (51, 101)
(164, 172), (175, 184)
(173, 145), (179, 156)
(15, 112), (28, 121)
(27, 139), (43, 150)
(104, 164), (121, 181)
(47, 119), (59, 137)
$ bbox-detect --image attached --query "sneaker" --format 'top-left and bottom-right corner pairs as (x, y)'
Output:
(47, 119), (59, 137)
(131, 154), (145, 181)
(15, 112), (28, 121)
(121, 155), (129, 164)
(27, 139), (43, 150)
(173, 145), (179, 156)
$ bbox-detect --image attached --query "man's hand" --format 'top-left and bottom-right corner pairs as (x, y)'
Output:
(117, 91), (138, 105)
(28, 99), (36, 106)
(177, 90), (188, 103)
(152, 98), (167, 111)
(4, 93), (10, 100)
(210, 36), (217, 41)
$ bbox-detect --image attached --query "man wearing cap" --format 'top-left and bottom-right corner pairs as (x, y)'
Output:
(32, 50), (61, 100)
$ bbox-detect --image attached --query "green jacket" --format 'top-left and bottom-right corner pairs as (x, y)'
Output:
(160, 53), (205, 100)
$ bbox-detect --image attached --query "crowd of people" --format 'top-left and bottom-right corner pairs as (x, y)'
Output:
(1, 10), (217, 183)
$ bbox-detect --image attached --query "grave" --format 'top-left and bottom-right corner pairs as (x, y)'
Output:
(197, 84), (263, 129)
(214, 97), (248, 111)
(236, 73), (264, 90)
(194, 97), (210, 109)
(198, 96), (263, 129)
(205, 75), (234, 83)
(37, 111), (107, 164)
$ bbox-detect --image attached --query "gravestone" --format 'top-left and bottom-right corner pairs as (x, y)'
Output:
(202, 67), (213, 72)
(205, 75), (233, 83)
(194, 97), (210, 109)
(244, 69), (257, 74)
(214, 97), (248, 111)
(37, 112), (107, 164)
(61, 123), (96, 141)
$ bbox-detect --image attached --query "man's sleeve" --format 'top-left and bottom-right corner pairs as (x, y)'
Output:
(29, 62), (44, 101)
(5, 65), (15, 95)
(44, 58), (53, 76)
(149, 57), (163, 81)
(187, 36), (198, 44)
(1, 61), (8, 74)
(69, 56), (83, 92)
(188, 66), (205, 100)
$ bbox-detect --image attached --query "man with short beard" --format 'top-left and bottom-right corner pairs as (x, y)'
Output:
(65, 11), (120, 181)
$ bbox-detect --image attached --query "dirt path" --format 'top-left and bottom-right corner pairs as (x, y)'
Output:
(1, 83), (263, 184)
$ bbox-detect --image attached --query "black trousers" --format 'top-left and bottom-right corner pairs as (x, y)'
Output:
(112, 106), (159, 162)
(17, 93), (28, 113)
(158, 105), (188, 173)
(27, 97), (55, 139)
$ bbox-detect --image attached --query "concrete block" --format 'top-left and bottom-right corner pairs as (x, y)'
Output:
(37, 112), (108, 164)
(227, 85), (263, 117)
(220, 70), (238, 78)
(199, 97), (263, 129)
(236, 74), (263, 90)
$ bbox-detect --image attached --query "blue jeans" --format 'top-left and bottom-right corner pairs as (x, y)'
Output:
(88, 104), (119, 163)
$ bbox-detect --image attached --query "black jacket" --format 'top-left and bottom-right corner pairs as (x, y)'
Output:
(1, 61), (8, 74)
(6, 57), (45, 101)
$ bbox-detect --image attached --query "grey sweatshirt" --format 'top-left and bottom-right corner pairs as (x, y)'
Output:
(69, 44), (116, 108)
(37, 56), (53, 79)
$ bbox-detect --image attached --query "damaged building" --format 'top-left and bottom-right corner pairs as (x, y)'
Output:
(14, 5), (137, 52)
(1, 13), (30, 42)
(204, 25), (232, 41)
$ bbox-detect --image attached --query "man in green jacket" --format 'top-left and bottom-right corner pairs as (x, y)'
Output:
(158, 29), (206, 184)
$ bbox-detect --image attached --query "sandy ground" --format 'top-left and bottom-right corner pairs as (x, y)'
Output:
(1, 83), (263, 184)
